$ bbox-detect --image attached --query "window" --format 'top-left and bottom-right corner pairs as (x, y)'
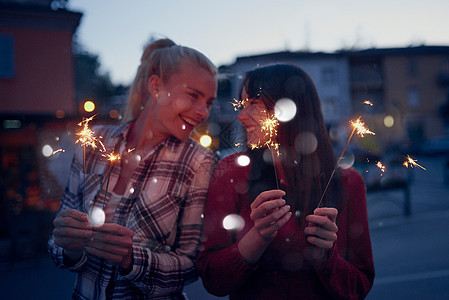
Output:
(408, 86), (420, 108)
(0, 34), (14, 79)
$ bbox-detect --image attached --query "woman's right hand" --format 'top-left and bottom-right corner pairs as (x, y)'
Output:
(250, 190), (292, 243)
(53, 209), (93, 261)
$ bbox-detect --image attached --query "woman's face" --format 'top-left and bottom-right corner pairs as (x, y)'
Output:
(148, 61), (217, 142)
(237, 89), (270, 147)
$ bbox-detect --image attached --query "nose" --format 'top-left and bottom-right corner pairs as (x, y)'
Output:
(237, 108), (249, 123)
(194, 101), (210, 121)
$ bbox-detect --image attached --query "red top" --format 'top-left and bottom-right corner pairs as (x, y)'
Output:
(197, 152), (375, 300)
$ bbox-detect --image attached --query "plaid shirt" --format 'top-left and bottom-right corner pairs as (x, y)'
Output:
(48, 122), (217, 299)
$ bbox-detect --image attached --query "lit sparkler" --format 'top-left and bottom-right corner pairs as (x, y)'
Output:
(52, 148), (65, 155)
(248, 113), (280, 155)
(403, 154), (426, 170)
(376, 161), (386, 175)
(75, 115), (106, 153)
(318, 116), (375, 208)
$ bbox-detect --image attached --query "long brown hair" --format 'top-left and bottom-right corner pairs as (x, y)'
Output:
(240, 64), (342, 222)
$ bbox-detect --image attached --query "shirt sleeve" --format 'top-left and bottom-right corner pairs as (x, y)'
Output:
(313, 168), (375, 299)
(123, 150), (217, 297)
(196, 156), (256, 297)
(47, 149), (88, 271)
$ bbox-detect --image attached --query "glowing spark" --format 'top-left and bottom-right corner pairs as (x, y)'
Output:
(103, 152), (121, 162)
(403, 155), (426, 170)
(350, 117), (375, 137)
(75, 115), (106, 152)
(363, 100), (374, 106)
(52, 148), (65, 155)
(127, 148), (135, 153)
(376, 161), (386, 172)
(249, 114), (280, 155)
(231, 98), (248, 111)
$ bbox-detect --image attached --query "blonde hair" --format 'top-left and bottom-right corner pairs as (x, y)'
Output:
(122, 38), (217, 122)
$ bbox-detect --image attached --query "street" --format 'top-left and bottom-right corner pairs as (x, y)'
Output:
(1, 156), (448, 299)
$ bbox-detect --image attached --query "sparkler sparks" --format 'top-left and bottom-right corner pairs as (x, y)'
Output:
(350, 117), (376, 137)
(376, 161), (386, 173)
(403, 154), (426, 170)
(52, 148), (65, 155)
(318, 116), (375, 208)
(248, 114), (280, 155)
(363, 100), (374, 106)
(75, 115), (106, 152)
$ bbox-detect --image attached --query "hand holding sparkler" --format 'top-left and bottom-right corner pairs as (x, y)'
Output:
(305, 207), (338, 250)
(53, 209), (93, 263)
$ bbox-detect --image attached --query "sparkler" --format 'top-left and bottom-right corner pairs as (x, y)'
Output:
(318, 116), (375, 208)
(75, 114), (106, 174)
(376, 161), (386, 175)
(363, 100), (374, 106)
(403, 154), (426, 170)
(101, 152), (121, 207)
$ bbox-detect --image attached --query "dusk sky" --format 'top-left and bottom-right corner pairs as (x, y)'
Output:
(67, 0), (449, 85)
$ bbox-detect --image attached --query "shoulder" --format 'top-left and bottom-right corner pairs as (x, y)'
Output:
(213, 151), (251, 179)
(184, 138), (217, 162)
(339, 167), (365, 189)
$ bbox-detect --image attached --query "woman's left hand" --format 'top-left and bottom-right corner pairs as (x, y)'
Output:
(85, 223), (134, 269)
(304, 207), (338, 250)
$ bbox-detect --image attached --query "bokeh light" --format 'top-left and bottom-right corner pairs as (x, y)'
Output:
(200, 134), (212, 147)
(222, 214), (245, 231)
(339, 152), (355, 169)
(55, 109), (65, 119)
(109, 109), (119, 119)
(384, 115), (395, 128)
(42, 144), (53, 157)
(274, 98), (297, 122)
(84, 100), (95, 112)
(89, 206), (105, 226)
(295, 132), (318, 154)
(236, 154), (251, 167)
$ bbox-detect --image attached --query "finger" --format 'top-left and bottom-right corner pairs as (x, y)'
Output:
(93, 223), (134, 237)
(257, 205), (291, 227)
(306, 235), (334, 250)
(304, 226), (338, 242)
(54, 236), (90, 250)
(87, 240), (130, 256)
(59, 209), (89, 223)
(85, 245), (124, 264)
(251, 190), (286, 208)
(259, 211), (292, 240)
(314, 207), (338, 223)
(91, 232), (133, 248)
(53, 216), (92, 230)
(251, 199), (287, 219)
(53, 227), (93, 238)
(306, 215), (338, 232)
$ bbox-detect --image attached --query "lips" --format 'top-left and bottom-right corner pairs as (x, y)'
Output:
(180, 115), (200, 128)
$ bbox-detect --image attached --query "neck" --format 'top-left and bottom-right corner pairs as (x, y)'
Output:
(127, 108), (165, 151)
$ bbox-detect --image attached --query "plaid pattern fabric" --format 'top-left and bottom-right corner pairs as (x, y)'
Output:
(48, 122), (217, 299)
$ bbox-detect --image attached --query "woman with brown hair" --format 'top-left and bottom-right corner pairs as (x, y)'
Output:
(197, 64), (374, 299)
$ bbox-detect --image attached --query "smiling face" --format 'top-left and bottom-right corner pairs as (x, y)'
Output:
(237, 89), (271, 147)
(147, 61), (217, 142)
